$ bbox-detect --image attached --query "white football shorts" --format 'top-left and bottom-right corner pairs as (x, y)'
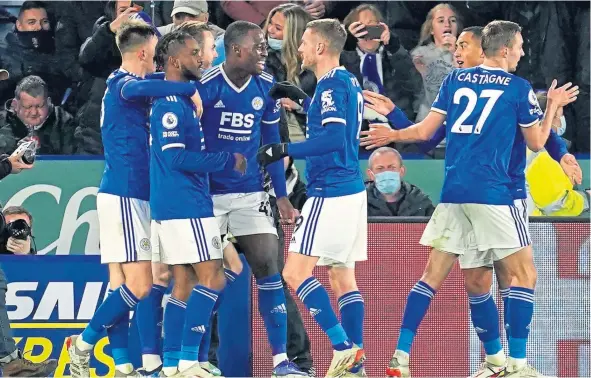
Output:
(213, 191), (277, 237)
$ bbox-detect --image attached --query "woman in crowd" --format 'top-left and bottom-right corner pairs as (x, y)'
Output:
(411, 3), (461, 122)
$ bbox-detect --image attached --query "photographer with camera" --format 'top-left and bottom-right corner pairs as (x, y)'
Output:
(0, 206), (34, 255)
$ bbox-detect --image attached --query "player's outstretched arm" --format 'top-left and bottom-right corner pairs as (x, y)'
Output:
(521, 80), (579, 152)
(360, 111), (445, 150)
(121, 79), (197, 101)
(257, 122), (345, 167)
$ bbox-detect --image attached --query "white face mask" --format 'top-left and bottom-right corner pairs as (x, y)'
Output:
(267, 37), (283, 51)
(557, 115), (567, 136)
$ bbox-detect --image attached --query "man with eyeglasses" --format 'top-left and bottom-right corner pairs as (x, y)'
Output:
(0, 75), (76, 155)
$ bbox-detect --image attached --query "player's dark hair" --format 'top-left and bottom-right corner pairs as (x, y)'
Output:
(306, 18), (346, 54)
(178, 21), (211, 51)
(224, 20), (261, 52)
(481, 20), (522, 57)
(15, 75), (48, 100)
(155, 30), (194, 70)
(462, 26), (483, 40)
(116, 19), (156, 54)
(18, 1), (47, 19)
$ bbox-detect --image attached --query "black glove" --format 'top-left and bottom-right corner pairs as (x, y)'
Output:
(269, 81), (308, 105)
(257, 143), (288, 167)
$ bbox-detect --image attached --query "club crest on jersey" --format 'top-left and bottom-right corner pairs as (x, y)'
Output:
(321, 90), (336, 113)
(139, 238), (151, 252)
(212, 236), (222, 250)
(162, 112), (178, 129)
(252, 96), (264, 111)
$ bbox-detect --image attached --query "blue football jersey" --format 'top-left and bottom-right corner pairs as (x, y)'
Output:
(432, 65), (541, 205)
(99, 69), (151, 201)
(304, 67), (364, 198)
(196, 64), (281, 195)
(150, 95), (228, 221)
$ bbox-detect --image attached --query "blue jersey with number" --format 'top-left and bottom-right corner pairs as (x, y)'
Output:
(150, 95), (215, 220)
(99, 69), (150, 201)
(304, 67), (364, 198)
(196, 64), (281, 195)
(432, 65), (541, 205)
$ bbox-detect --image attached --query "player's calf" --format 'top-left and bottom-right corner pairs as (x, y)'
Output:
(328, 266), (364, 350)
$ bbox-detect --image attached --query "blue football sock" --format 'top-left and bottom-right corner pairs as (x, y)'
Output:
(338, 291), (364, 348)
(163, 297), (186, 369)
(257, 274), (288, 357)
(397, 281), (435, 354)
(104, 289), (131, 368)
(180, 286), (219, 363)
(468, 291), (502, 355)
(500, 288), (510, 339)
(81, 285), (138, 346)
(508, 287), (534, 359)
(136, 284), (166, 356)
(297, 277), (351, 351)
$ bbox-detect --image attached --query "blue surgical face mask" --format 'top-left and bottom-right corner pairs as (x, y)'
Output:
(267, 37), (283, 51)
(374, 171), (401, 194)
(557, 115), (566, 136)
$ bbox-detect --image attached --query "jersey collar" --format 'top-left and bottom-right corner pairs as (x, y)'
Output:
(318, 66), (346, 83)
(478, 64), (505, 72)
(220, 64), (252, 93)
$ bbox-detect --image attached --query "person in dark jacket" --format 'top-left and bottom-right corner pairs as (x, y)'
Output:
(0, 75), (76, 155)
(366, 147), (434, 217)
(263, 3), (363, 141)
(0, 1), (70, 106)
(343, 4), (422, 125)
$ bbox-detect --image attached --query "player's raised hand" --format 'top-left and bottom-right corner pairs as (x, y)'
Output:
(363, 90), (395, 116)
(547, 80), (579, 108)
(233, 153), (247, 175)
(109, 5), (141, 33)
(269, 82), (308, 105)
(257, 143), (288, 167)
(191, 90), (203, 118)
(560, 153), (583, 185)
(360, 123), (395, 149)
(277, 197), (298, 225)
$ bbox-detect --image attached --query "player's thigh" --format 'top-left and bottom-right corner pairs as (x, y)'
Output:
(97, 193), (152, 264)
(419, 203), (476, 256)
(463, 202), (531, 251)
(226, 192), (277, 237)
(157, 217), (223, 266)
(222, 239), (243, 274)
(291, 192), (367, 266)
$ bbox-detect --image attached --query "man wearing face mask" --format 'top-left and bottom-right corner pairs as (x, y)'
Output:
(0, 75), (76, 155)
(0, 1), (70, 106)
(366, 147), (434, 217)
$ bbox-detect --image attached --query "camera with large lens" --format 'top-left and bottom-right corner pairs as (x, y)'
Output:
(12, 140), (37, 165)
(0, 212), (32, 253)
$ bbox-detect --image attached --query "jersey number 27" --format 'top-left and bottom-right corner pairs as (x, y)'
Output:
(450, 88), (503, 134)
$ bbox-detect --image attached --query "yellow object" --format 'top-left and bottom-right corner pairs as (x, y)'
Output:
(526, 150), (585, 216)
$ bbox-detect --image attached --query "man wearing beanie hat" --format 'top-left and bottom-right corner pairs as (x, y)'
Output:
(158, 0), (224, 38)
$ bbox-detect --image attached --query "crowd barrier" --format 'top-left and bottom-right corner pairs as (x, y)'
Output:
(2, 217), (589, 377)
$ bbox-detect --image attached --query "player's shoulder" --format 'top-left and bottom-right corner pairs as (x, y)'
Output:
(152, 95), (187, 114)
(107, 69), (139, 91)
(255, 70), (275, 87)
(199, 64), (223, 85)
(318, 67), (357, 90)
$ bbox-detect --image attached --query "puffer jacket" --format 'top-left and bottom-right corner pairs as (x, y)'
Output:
(0, 104), (76, 155)
(366, 181), (435, 217)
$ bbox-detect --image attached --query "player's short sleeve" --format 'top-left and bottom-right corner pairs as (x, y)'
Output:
(151, 99), (186, 151)
(431, 72), (453, 115)
(516, 81), (543, 128)
(262, 95), (281, 125)
(317, 77), (347, 126)
(118, 75), (140, 101)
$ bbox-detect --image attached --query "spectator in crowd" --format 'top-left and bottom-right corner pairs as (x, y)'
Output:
(221, 0), (331, 27)
(0, 206), (34, 255)
(411, 3), (461, 123)
(526, 92), (588, 216)
(157, 0), (224, 38)
(343, 4), (422, 124)
(0, 1), (71, 106)
(263, 4), (312, 141)
(0, 75), (75, 155)
(366, 147), (434, 217)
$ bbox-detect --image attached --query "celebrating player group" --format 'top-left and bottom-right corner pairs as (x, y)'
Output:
(62, 13), (577, 378)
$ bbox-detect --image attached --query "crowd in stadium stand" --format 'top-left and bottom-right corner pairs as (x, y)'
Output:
(0, 0), (589, 217)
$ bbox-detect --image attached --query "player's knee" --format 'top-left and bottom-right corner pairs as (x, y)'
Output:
(126, 280), (152, 300)
(327, 268), (357, 298)
(512, 263), (537, 288)
(250, 258), (279, 279)
(282, 264), (304, 291)
(172, 280), (192, 302)
(464, 274), (493, 296)
(153, 268), (172, 287)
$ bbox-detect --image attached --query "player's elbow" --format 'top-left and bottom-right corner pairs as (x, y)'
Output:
(526, 139), (544, 152)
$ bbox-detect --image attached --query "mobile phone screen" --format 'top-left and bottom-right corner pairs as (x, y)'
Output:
(363, 25), (385, 40)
